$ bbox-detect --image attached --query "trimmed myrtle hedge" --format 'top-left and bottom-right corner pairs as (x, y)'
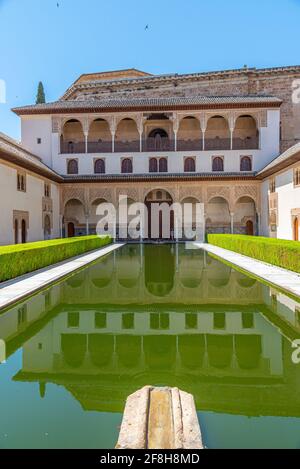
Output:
(207, 234), (300, 274)
(0, 235), (111, 282)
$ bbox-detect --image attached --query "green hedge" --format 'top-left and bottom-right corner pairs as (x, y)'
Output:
(207, 234), (300, 274)
(0, 235), (111, 282)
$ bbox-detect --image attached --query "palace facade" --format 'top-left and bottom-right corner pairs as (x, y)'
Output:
(1, 65), (300, 245)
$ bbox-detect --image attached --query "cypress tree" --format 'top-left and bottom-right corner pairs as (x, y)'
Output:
(36, 81), (46, 104)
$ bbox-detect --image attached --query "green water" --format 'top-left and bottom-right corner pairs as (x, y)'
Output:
(1, 244), (300, 449)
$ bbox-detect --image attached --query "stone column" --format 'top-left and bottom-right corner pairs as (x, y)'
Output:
(172, 113), (179, 152)
(109, 117), (117, 153)
(228, 114), (236, 151)
(137, 115), (144, 153)
(83, 117), (89, 154)
(84, 132), (88, 154)
(85, 215), (89, 236)
(60, 215), (64, 238)
(200, 114), (207, 151)
(230, 212), (234, 234)
(257, 212), (261, 236)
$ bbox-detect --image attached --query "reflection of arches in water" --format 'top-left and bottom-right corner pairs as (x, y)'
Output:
(89, 334), (114, 368)
(116, 336), (141, 368)
(118, 262), (140, 288)
(61, 334), (87, 368)
(236, 273), (256, 288)
(144, 336), (176, 370)
(181, 278), (202, 288)
(90, 258), (113, 288)
(207, 335), (233, 368)
(179, 250), (204, 288)
(236, 335), (262, 369)
(207, 259), (231, 287)
(145, 245), (175, 297)
(66, 272), (85, 288)
(119, 278), (139, 288)
(178, 335), (205, 370)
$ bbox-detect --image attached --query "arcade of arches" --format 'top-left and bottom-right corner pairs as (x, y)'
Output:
(60, 113), (260, 154)
(62, 183), (259, 239)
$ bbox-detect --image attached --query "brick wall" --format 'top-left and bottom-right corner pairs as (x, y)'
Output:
(71, 67), (300, 153)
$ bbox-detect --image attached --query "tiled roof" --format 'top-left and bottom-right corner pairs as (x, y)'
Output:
(13, 95), (282, 115)
(258, 142), (300, 177)
(0, 133), (62, 181)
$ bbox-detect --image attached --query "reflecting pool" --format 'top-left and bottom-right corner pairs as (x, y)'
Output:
(1, 244), (300, 448)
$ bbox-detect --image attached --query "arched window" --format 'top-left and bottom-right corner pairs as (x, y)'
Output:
(184, 157), (196, 172)
(149, 158), (158, 173)
(159, 158), (168, 173)
(212, 156), (224, 172)
(121, 158), (133, 174)
(67, 159), (78, 175)
(240, 156), (252, 172)
(94, 159), (105, 174)
(148, 128), (168, 139)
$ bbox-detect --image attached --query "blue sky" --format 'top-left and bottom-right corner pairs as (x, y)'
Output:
(0, 0), (300, 139)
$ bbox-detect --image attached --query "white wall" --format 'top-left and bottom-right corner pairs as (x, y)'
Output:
(21, 116), (53, 167)
(261, 166), (300, 240)
(50, 148), (276, 176)
(276, 168), (300, 239)
(0, 161), (60, 246)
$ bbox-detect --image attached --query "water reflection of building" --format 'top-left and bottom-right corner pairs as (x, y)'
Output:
(60, 245), (263, 305)
(12, 304), (300, 416)
(1, 245), (300, 416)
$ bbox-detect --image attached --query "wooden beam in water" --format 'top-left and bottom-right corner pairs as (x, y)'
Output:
(116, 386), (203, 450)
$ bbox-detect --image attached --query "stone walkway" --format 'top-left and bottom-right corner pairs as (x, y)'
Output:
(194, 243), (300, 298)
(0, 243), (124, 310)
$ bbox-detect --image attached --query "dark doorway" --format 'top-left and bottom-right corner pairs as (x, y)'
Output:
(68, 222), (75, 238)
(21, 219), (27, 244)
(294, 217), (299, 241)
(246, 220), (254, 236)
(14, 219), (18, 244)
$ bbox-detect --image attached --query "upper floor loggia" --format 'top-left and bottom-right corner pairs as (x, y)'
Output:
(13, 94), (281, 174)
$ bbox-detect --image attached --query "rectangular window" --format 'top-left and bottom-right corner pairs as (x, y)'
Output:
(242, 312), (254, 329)
(95, 312), (107, 329)
(150, 313), (170, 330)
(122, 313), (135, 330)
(44, 183), (51, 198)
(185, 313), (198, 329)
(68, 312), (80, 328)
(269, 178), (276, 193)
(37, 138), (42, 144)
(294, 167), (300, 187)
(214, 312), (226, 330)
(17, 173), (26, 192)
